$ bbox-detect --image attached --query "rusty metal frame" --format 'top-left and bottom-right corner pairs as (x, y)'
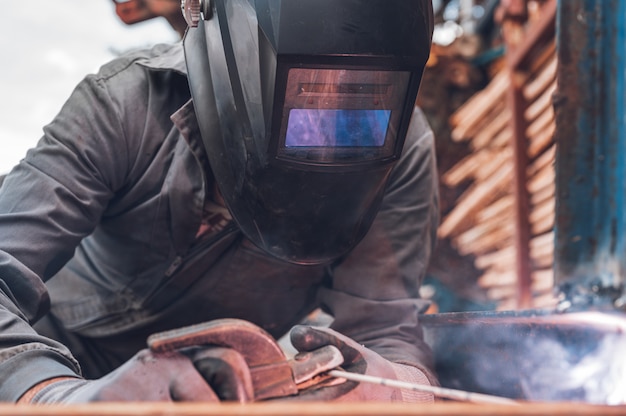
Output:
(504, 0), (557, 308)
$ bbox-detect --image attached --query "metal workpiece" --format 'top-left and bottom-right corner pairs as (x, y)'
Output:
(422, 309), (626, 404)
(554, 0), (626, 309)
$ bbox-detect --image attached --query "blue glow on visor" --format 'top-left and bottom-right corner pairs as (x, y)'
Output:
(285, 109), (391, 147)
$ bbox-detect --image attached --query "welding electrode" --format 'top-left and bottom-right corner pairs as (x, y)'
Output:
(327, 370), (520, 405)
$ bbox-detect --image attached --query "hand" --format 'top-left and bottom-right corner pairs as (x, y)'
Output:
(288, 326), (433, 402)
(23, 347), (254, 403)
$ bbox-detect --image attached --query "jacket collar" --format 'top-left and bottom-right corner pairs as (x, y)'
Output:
(138, 43), (206, 161)
(137, 41), (187, 76)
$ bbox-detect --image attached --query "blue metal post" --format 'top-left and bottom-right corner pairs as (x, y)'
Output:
(554, 0), (626, 308)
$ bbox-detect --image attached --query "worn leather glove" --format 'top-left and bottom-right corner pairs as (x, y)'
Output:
(19, 347), (254, 403)
(288, 326), (434, 403)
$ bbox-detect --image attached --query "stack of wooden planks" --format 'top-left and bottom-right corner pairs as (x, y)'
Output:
(437, 33), (558, 310)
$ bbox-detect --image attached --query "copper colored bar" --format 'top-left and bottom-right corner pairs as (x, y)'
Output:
(1, 402), (625, 416)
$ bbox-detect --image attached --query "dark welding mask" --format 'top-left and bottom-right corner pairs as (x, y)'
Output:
(182, 0), (433, 264)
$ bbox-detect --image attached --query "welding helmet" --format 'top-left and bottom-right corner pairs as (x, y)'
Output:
(182, 0), (433, 264)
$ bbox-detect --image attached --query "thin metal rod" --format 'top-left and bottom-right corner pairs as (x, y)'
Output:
(328, 370), (520, 406)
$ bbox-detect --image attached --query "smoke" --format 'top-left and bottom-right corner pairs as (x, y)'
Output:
(423, 310), (626, 404)
(519, 333), (626, 404)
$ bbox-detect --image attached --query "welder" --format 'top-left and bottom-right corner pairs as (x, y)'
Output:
(0, 0), (439, 403)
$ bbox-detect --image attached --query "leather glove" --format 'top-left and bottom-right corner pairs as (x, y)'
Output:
(20, 347), (254, 403)
(288, 325), (434, 403)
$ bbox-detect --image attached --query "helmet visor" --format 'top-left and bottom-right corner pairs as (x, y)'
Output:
(274, 68), (411, 166)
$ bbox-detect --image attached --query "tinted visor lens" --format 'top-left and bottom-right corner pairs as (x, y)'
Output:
(285, 109), (391, 147)
(276, 68), (410, 164)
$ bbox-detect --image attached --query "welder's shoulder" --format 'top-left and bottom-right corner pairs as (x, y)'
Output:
(84, 42), (186, 100)
(401, 106), (435, 161)
(97, 42), (185, 80)
(406, 106), (432, 143)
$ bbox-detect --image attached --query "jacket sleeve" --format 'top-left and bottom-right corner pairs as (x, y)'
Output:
(0, 71), (130, 401)
(318, 107), (440, 382)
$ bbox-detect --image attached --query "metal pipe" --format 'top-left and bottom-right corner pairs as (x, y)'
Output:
(554, 0), (626, 309)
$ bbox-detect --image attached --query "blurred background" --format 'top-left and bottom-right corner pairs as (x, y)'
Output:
(1, 0), (558, 313)
(0, 1), (179, 175)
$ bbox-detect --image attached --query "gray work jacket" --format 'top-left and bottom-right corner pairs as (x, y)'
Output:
(0, 42), (439, 402)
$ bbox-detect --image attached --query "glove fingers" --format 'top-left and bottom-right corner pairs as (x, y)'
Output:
(290, 326), (337, 351)
(186, 347), (254, 402)
(290, 326), (360, 363)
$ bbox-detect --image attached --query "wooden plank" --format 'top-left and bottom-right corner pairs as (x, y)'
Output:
(525, 104), (554, 138)
(488, 284), (518, 300)
(530, 232), (554, 252)
(528, 162), (554, 194)
(439, 163), (513, 238)
(455, 210), (511, 250)
(524, 81), (557, 123)
(442, 150), (491, 186)
(471, 109), (511, 149)
(476, 195), (514, 223)
(531, 211), (554, 236)
(475, 246), (515, 270)
(530, 249), (554, 269)
(528, 120), (555, 159)
(452, 101), (506, 143)
(529, 197), (555, 226)
(526, 38), (557, 76)
(449, 72), (509, 138)
(532, 290), (558, 308)
(532, 269), (555, 292)
(474, 148), (513, 181)
(479, 269), (517, 288)
(491, 127), (514, 148)
(527, 144), (556, 177)
(530, 233), (554, 267)
(456, 222), (514, 256)
(523, 54), (558, 101)
(530, 181), (554, 207)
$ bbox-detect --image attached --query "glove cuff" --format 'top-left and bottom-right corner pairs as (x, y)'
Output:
(17, 377), (81, 404)
(392, 363), (434, 403)
(28, 378), (88, 404)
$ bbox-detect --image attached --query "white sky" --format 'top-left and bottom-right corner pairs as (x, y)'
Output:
(0, 1), (179, 174)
